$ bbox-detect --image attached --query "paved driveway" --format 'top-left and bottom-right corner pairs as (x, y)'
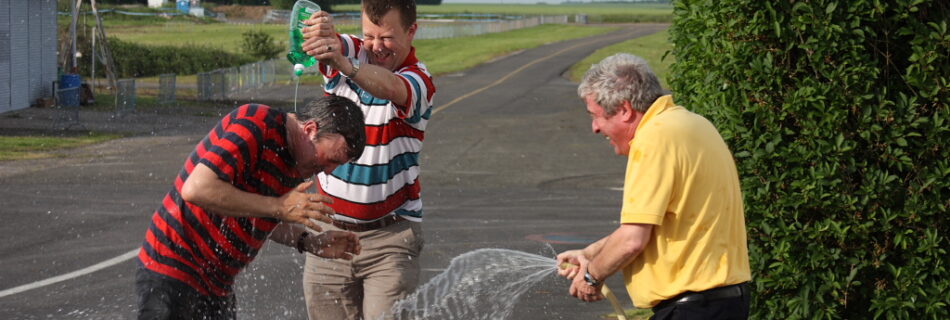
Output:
(0, 24), (668, 319)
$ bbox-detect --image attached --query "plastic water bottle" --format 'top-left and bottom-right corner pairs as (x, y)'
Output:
(287, 0), (321, 76)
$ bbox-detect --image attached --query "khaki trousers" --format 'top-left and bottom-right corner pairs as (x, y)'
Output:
(303, 219), (424, 320)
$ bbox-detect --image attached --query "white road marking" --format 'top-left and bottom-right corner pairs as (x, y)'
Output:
(0, 248), (139, 298)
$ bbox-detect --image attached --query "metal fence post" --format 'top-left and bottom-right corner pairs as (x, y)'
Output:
(116, 78), (136, 116)
(158, 73), (176, 105)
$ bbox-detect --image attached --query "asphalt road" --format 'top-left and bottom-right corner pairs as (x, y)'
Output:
(0, 23), (668, 319)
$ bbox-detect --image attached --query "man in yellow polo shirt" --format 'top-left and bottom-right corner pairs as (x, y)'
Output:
(556, 53), (752, 319)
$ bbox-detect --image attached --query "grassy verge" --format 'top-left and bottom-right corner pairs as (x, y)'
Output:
(85, 92), (238, 117)
(129, 24), (616, 86)
(568, 29), (673, 89)
(107, 24), (361, 54)
(0, 132), (122, 161)
(417, 24), (616, 76)
(335, 3), (673, 22)
(609, 308), (653, 320)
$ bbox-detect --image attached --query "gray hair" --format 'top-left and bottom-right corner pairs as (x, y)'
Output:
(577, 53), (664, 115)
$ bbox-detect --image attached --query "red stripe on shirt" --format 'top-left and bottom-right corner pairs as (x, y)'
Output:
(319, 179), (421, 220)
(365, 119), (426, 146)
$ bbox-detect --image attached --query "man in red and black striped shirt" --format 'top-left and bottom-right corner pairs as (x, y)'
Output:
(135, 96), (366, 320)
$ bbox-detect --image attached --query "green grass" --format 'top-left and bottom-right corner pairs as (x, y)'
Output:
(568, 29), (674, 89)
(335, 3), (673, 22)
(609, 307), (653, 320)
(129, 24), (616, 85)
(58, 7), (218, 28)
(416, 24), (616, 76)
(0, 132), (122, 161)
(107, 24), (361, 54)
(85, 92), (239, 116)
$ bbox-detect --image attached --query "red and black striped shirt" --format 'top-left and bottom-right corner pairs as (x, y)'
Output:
(137, 104), (304, 296)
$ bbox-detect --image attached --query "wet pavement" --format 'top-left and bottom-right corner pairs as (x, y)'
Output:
(0, 24), (668, 319)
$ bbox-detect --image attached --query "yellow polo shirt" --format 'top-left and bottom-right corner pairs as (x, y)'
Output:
(620, 95), (751, 308)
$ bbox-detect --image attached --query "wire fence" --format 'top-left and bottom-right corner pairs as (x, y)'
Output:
(108, 16), (574, 109)
(194, 59), (294, 102)
(116, 78), (136, 116)
(416, 15), (569, 39)
(158, 73), (176, 105)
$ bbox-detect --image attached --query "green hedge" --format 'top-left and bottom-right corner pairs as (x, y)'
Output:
(77, 37), (254, 79)
(668, 0), (948, 318)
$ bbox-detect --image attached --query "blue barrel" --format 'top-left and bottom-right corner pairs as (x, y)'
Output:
(59, 74), (81, 107)
(177, 0), (190, 14)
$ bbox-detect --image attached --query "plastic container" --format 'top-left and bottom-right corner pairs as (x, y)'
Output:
(286, 0), (321, 76)
(176, 0), (190, 14)
(59, 74), (81, 107)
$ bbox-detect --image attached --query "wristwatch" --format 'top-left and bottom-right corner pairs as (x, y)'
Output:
(584, 271), (601, 287)
(344, 57), (360, 78)
(295, 231), (310, 254)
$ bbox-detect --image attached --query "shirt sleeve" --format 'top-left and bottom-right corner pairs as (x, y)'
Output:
(198, 108), (264, 184)
(392, 65), (436, 122)
(620, 136), (676, 225)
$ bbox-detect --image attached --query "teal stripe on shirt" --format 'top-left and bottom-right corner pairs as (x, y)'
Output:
(396, 208), (422, 218)
(330, 152), (419, 186)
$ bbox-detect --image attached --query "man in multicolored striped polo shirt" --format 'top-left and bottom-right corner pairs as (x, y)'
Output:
(299, 0), (435, 319)
(135, 96), (366, 319)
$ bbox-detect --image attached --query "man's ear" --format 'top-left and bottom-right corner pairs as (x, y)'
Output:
(303, 120), (320, 139)
(618, 100), (637, 122)
(407, 23), (418, 39)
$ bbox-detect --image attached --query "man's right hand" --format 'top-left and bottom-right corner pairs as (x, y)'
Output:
(302, 11), (343, 66)
(556, 249), (586, 280)
(275, 180), (335, 231)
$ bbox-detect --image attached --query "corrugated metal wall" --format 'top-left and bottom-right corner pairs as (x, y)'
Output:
(9, 1), (29, 112)
(1, 0), (57, 114)
(0, 1), (11, 113)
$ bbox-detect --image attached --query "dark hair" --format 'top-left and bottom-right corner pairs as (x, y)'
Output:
(362, 0), (416, 30)
(295, 95), (366, 161)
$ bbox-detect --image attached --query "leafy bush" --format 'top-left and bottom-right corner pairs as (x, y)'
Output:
(75, 36), (254, 78)
(668, 0), (948, 318)
(269, 0), (295, 10)
(241, 29), (283, 60)
(271, 0), (335, 11)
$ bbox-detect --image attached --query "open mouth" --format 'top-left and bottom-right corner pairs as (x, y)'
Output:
(372, 51), (394, 63)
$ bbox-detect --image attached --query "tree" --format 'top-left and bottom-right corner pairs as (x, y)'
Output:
(668, 0), (948, 318)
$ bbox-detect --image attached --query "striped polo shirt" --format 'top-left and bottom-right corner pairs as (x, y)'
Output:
(316, 33), (436, 223)
(138, 104), (304, 296)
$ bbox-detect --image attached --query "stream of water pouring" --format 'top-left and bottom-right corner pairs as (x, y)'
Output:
(293, 76), (301, 112)
(384, 248), (559, 320)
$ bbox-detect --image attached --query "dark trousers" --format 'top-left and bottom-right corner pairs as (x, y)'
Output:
(136, 267), (236, 320)
(650, 283), (751, 320)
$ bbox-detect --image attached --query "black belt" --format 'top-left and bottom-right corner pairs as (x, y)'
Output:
(331, 214), (405, 232)
(652, 282), (750, 312)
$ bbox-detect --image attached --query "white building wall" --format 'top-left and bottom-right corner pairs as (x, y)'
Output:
(9, 0), (28, 112)
(41, 0), (56, 93)
(148, 0), (168, 8)
(29, 0), (45, 102)
(1, 0), (58, 113)
(0, 0), (12, 113)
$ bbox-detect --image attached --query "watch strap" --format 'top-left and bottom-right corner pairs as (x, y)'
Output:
(584, 271), (601, 287)
(295, 231), (310, 254)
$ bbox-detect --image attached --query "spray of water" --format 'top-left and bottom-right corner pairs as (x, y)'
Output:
(384, 248), (559, 320)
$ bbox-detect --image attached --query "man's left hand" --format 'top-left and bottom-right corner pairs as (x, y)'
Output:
(303, 230), (361, 260)
(569, 260), (605, 302)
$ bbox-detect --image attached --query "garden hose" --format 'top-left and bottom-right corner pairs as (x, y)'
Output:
(559, 262), (628, 320)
